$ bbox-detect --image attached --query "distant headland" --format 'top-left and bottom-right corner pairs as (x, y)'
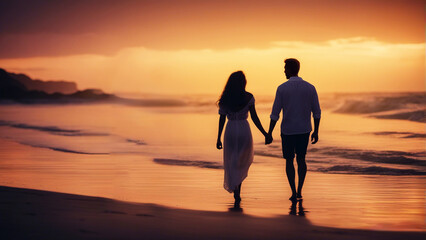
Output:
(0, 68), (189, 107)
(0, 68), (116, 103)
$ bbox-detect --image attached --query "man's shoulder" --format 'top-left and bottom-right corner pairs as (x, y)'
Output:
(276, 78), (317, 92)
(277, 79), (313, 88)
(304, 80), (316, 89)
(298, 78), (317, 90)
(277, 82), (289, 90)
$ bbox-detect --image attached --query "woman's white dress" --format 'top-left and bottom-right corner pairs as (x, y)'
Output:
(219, 97), (254, 193)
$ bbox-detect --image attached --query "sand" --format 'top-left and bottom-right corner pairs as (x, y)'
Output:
(0, 186), (423, 240)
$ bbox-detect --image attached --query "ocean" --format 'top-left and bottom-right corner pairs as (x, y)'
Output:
(0, 92), (424, 231)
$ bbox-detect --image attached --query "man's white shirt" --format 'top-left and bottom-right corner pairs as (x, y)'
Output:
(270, 76), (321, 135)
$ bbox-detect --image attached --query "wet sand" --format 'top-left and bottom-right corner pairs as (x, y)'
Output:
(1, 186), (424, 240)
(0, 138), (424, 232)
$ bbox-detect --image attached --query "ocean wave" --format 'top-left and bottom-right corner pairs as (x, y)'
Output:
(126, 139), (147, 145)
(316, 165), (426, 176)
(254, 150), (281, 158)
(331, 92), (425, 122)
(153, 158), (223, 169)
(371, 131), (426, 139)
(0, 120), (109, 136)
(20, 142), (109, 155)
(333, 93), (424, 114)
(256, 146), (425, 167)
(373, 110), (425, 123)
(254, 150), (329, 163)
(115, 97), (187, 107)
(115, 93), (425, 122)
(310, 147), (425, 166)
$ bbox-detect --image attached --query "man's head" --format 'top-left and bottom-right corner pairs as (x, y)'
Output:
(284, 58), (300, 79)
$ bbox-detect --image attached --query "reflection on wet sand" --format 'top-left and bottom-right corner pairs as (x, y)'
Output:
(229, 205), (243, 213)
(290, 199), (306, 216)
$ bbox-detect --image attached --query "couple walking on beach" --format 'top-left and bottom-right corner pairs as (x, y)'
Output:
(216, 58), (321, 206)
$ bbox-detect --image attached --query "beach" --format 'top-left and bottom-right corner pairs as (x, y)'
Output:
(1, 185), (424, 240)
(0, 92), (424, 238)
(0, 1), (424, 238)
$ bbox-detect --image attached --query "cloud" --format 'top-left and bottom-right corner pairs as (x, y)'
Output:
(0, 0), (423, 58)
(273, 37), (425, 56)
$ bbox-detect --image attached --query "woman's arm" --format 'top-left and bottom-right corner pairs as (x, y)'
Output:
(216, 114), (226, 149)
(249, 104), (267, 137)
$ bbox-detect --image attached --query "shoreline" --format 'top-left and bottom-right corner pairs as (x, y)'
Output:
(0, 185), (424, 240)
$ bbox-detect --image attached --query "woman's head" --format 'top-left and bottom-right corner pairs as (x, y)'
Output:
(217, 71), (247, 110)
(223, 71), (247, 93)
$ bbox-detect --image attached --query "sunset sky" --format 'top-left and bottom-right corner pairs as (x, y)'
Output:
(0, 0), (424, 95)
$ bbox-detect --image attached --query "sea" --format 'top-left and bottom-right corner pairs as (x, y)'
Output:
(0, 92), (424, 231)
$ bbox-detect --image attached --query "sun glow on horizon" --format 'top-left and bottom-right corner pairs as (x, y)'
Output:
(0, 37), (424, 96)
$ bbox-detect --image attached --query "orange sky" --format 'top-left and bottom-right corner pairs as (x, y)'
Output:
(0, 0), (424, 95)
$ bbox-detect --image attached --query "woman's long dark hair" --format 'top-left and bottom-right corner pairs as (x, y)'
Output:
(217, 71), (247, 112)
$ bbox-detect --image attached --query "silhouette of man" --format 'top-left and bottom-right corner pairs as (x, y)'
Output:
(266, 58), (321, 201)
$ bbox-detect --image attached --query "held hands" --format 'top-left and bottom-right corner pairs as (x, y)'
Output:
(311, 131), (319, 144)
(216, 139), (223, 149)
(265, 133), (273, 145)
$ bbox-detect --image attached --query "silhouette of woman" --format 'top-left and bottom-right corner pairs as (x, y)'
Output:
(216, 71), (267, 206)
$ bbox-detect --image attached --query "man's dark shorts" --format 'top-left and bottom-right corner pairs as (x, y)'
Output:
(281, 133), (310, 160)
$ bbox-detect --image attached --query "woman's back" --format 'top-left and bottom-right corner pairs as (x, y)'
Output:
(219, 92), (254, 121)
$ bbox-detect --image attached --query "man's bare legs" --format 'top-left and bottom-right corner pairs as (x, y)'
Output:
(286, 155), (307, 200)
(296, 155), (307, 199)
(285, 158), (297, 200)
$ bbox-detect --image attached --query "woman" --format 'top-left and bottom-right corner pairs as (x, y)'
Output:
(216, 71), (267, 206)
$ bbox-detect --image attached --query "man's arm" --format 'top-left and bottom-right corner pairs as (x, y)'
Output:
(311, 118), (320, 144)
(311, 86), (321, 144)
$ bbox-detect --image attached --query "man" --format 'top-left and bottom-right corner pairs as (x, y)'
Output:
(266, 58), (321, 201)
